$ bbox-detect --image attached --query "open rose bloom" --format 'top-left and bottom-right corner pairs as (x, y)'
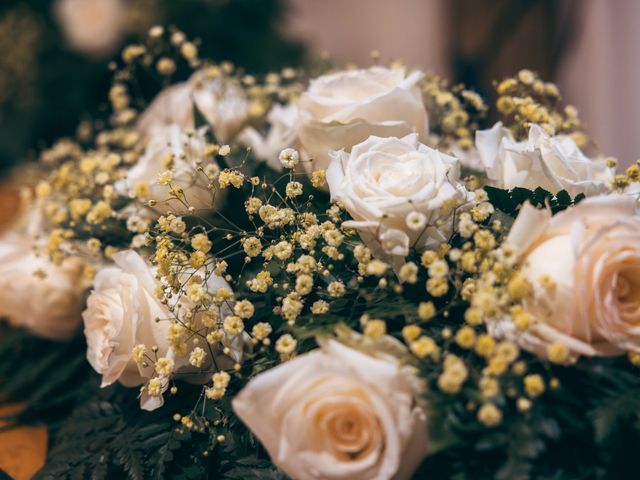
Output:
(298, 66), (428, 173)
(327, 134), (469, 263)
(476, 122), (614, 197)
(494, 194), (640, 361)
(233, 340), (427, 480)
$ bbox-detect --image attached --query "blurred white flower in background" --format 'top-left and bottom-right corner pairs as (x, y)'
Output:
(239, 103), (300, 171)
(54, 0), (126, 58)
(136, 70), (250, 144)
(0, 199), (86, 340)
(124, 124), (223, 216)
(298, 66), (428, 173)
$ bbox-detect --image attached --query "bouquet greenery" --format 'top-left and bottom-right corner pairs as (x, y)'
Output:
(1, 27), (640, 480)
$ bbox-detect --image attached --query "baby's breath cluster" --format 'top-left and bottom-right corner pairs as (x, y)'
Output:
(422, 74), (487, 152)
(495, 69), (586, 145)
(137, 146), (354, 419)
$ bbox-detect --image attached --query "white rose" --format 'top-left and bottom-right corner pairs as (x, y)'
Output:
(54, 0), (126, 58)
(125, 124), (223, 215)
(476, 122), (613, 197)
(233, 339), (427, 480)
(239, 103), (299, 171)
(0, 236), (84, 340)
(327, 134), (468, 263)
(137, 71), (250, 145)
(491, 194), (640, 362)
(298, 66), (428, 172)
(83, 250), (171, 390)
(83, 250), (242, 409)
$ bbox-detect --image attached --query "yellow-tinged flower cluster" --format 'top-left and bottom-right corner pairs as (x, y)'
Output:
(495, 69), (586, 144)
(37, 137), (139, 259)
(422, 74), (487, 152)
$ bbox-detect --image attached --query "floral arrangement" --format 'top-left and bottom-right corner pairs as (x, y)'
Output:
(2, 29), (640, 480)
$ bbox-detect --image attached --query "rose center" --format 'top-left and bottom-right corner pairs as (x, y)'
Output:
(326, 409), (375, 458)
(370, 155), (431, 196)
(612, 266), (640, 325)
(311, 396), (384, 462)
(615, 275), (631, 300)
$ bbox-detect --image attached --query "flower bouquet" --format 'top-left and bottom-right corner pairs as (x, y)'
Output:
(2, 28), (640, 480)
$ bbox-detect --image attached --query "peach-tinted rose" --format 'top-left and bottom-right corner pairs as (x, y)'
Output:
(494, 194), (640, 361)
(233, 340), (427, 480)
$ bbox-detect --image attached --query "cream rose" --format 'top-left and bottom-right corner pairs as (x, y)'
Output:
(475, 122), (613, 197)
(0, 236), (84, 340)
(298, 66), (428, 172)
(83, 250), (172, 390)
(0, 205), (85, 340)
(124, 124), (222, 215)
(494, 194), (640, 362)
(54, 0), (126, 58)
(327, 134), (469, 262)
(233, 339), (427, 480)
(137, 71), (249, 144)
(83, 250), (241, 409)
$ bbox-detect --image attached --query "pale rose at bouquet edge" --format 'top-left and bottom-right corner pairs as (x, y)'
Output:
(491, 194), (640, 362)
(475, 122), (614, 197)
(0, 204), (86, 340)
(0, 240), (85, 340)
(82, 249), (241, 410)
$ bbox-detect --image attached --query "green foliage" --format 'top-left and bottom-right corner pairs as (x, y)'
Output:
(485, 186), (585, 216)
(0, 327), (96, 429)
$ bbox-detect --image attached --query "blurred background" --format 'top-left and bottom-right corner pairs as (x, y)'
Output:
(0, 0), (638, 179)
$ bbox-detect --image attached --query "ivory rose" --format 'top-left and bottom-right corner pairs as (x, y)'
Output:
(0, 235), (84, 340)
(327, 134), (469, 262)
(124, 124), (223, 215)
(83, 250), (173, 390)
(83, 250), (240, 410)
(137, 70), (250, 144)
(298, 66), (428, 172)
(233, 339), (427, 480)
(495, 194), (640, 362)
(475, 122), (613, 197)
